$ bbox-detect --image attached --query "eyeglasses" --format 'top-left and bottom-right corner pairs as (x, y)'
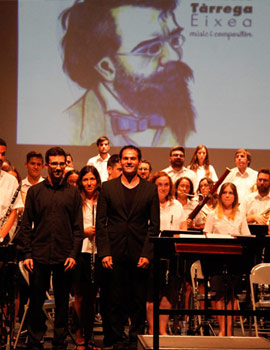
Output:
(48, 162), (66, 168)
(171, 153), (185, 158)
(117, 30), (185, 58)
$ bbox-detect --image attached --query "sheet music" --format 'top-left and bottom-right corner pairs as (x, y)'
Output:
(205, 233), (234, 239)
(179, 234), (206, 239)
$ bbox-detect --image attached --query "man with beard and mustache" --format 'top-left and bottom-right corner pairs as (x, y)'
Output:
(243, 169), (270, 225)
(18, 147), (83, 350)
(59, 0), (196, 146)
(162, 146), (197, 188)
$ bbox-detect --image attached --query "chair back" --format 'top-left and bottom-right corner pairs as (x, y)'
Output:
(250, 263), (270, 285)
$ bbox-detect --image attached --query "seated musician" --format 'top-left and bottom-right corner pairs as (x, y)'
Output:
(204, 182), (251, 336)
(195, 177), (218, 229)
(147, 172), (186, 335)
(175, 176), (201, 228)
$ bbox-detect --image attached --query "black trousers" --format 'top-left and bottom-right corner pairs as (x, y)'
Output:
(27, 261), (72, 350)
(106, 259), (148, 347)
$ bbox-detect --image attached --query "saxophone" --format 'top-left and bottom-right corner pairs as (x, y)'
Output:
(261, 207), (270, 219)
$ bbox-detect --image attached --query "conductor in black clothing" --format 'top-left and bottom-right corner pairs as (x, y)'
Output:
(18, 147), (84, 350)
(96, 145), (160, 350)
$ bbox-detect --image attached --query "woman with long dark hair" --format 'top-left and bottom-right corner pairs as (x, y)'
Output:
(188, 145), (218, 184)
(73, 165), (101, 350)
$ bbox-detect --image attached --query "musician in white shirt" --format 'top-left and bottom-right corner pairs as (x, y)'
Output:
(0, 138), (23, 243)
(204, 182), (250, 336)
(87, 136), (110, 182)
(21, 151), (44, 204)
(242, 169), (270, 225)
(73, 165), (101, 349)
(187, 145), (218, 184)
(147, 172), (186, 335)
(225, 148), (257, 205)
(162, 146), (197, 189)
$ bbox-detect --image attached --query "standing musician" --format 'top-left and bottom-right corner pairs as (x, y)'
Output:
(73, 165), (101, 350)
(0, 138), (23, 345)
(0, 138), (24, 244)
(17, 147), (84, 350)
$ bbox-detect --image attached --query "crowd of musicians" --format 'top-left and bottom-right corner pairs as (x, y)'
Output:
(1, 136), (270, 349)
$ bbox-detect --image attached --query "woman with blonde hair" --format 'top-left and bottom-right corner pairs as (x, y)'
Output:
(204, 182), (250, 336)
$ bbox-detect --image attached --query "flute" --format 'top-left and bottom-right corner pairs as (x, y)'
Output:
(90, 203), (96, 283)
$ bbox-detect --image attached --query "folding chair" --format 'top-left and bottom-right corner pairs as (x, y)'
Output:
(250, 263), (270, 337)
(14, 262), (75, 348)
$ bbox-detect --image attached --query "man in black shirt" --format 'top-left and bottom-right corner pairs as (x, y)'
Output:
(96, 145), (160, 350)
(18, 147), (83, 350)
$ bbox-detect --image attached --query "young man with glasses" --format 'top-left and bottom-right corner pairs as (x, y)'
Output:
(162, 146), (197, 188)
(18, 147), (84, 350)
(60, 0), (196, 147)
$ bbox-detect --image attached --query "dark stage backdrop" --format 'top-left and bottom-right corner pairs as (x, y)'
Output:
(0, 0), (269, 179)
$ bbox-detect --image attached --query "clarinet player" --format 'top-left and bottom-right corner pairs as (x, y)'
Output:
(0, 138), (23, 244)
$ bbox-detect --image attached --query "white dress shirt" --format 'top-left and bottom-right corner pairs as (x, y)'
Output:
(162, 165), (198, 189)
(225, 167), (257, 205)
(204, 209), (251, 236)
(87, 154), (110, 182)
(0, 170), (24, 238)
(160, 199), (185, 231)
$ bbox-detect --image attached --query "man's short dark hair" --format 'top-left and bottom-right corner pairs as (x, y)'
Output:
(26, 151), (44, 164)
(96, 136), (109, 146)
(258, 168), (270, 177)
(107, 154), (120, 168)
(119, 145), (142, 161)
(140, 159), (152, 172)
(60, 0), (178, 90)
(45, 147), (66, 164)
(169, 146), (185, 156)
(0, 138), (7, 147)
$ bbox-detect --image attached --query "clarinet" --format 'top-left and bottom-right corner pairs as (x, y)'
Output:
(0, 184), (21, 243)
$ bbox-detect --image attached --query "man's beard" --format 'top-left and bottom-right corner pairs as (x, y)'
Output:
(258, 185), (270, 195)
(113, 60), (196, 145)
(171, 158), (184, 168)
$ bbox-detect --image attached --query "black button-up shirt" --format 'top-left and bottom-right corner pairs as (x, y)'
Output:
(18, 178), (83, 264)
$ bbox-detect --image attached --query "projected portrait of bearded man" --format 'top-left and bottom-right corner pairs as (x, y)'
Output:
(60, 0), (196, 147)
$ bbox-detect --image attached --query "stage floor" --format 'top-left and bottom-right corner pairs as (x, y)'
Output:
(138, 335), (270, 350)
